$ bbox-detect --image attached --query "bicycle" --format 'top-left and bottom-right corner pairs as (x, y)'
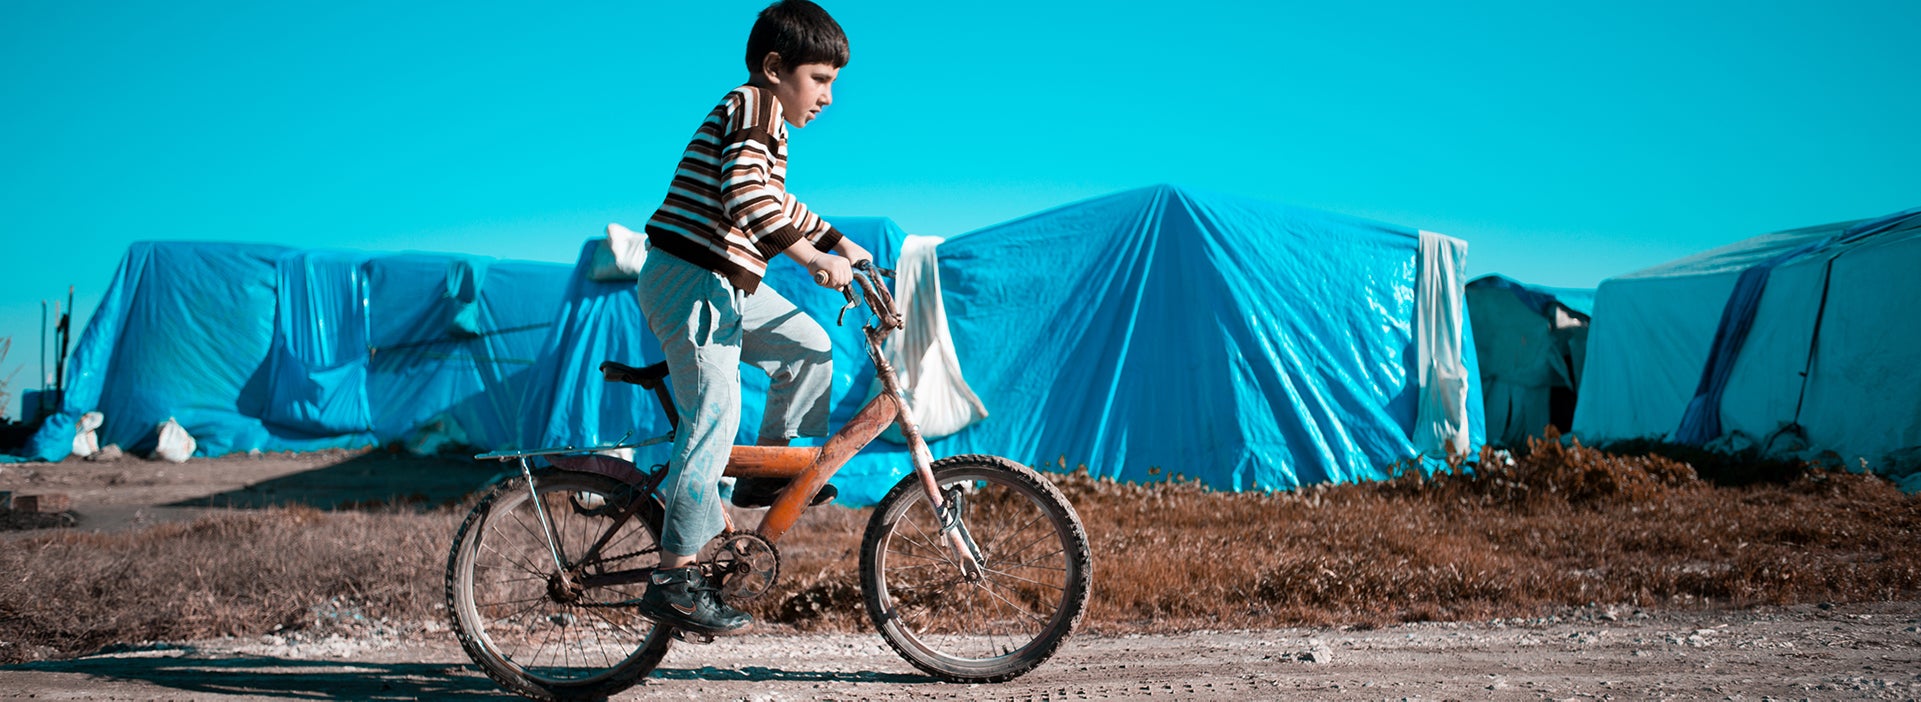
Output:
(444, 262), (1094, 701)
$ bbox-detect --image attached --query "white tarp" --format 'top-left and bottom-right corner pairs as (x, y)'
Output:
(877, 235), (987, 442)
(1413, 231), (1471, 457)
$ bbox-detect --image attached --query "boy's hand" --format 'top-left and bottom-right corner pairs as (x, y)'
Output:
(807, 253), (853, 288)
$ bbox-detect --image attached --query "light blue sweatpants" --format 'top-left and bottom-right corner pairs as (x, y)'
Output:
(635, 250), (834, 556)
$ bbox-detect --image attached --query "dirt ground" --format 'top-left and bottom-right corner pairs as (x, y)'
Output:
(3, 452), (1918, 700)
(1, 602), (1917, 700)
(0, 448), (504, 533)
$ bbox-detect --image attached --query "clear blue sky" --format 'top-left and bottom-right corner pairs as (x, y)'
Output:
(3, 0), (1917, 414)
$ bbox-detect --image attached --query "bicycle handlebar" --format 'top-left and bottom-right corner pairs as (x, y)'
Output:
(828, 260), (901, 330)
(811, 259), (894, 285)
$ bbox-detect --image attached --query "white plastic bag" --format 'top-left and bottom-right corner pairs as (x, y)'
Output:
(71, 411), (104, 458)
(587, 222), (651, 281)
(154, 417), (197, 463)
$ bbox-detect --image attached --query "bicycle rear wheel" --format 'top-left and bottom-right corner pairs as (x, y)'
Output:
(446, 468), (672, 700)
(860, 454), (1093, 682)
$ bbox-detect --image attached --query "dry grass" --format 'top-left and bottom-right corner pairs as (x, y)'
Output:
(2, 437), (1916, 663)
(0, 505), (456, 663)
(1073, 434), (1920, 631)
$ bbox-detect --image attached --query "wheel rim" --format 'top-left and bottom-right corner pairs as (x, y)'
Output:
(872, 467), (1081, 669)
(457, 475), (666, 685)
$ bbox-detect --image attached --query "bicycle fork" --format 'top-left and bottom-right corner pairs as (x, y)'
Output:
(868, 327), (985, 581)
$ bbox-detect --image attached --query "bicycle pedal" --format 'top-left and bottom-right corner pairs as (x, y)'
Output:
(671, 628), (717, 645)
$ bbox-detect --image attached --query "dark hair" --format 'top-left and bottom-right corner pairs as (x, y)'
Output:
(745, 0), (850, 74)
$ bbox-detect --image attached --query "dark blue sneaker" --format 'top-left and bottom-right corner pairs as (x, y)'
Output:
(632, 566), (752, 634)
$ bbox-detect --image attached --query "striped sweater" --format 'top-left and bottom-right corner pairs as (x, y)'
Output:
(644, 84), (843, 293)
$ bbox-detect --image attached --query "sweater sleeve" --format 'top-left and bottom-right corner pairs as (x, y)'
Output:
(718, 91), (808, 259)
(783, 191), (844, 253)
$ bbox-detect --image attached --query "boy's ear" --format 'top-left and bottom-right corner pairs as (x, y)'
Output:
(759, 51), (785, 85)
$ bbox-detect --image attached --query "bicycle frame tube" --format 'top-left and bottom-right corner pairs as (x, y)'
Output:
(742, 391), (900, 542)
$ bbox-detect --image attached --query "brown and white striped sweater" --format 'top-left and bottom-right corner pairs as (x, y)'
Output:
(644, 84), (843, 293)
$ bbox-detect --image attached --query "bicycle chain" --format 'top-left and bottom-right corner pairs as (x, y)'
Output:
(583, 544), (659, 570)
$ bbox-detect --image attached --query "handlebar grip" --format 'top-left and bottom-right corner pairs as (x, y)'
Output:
(813, 269), (831, 285)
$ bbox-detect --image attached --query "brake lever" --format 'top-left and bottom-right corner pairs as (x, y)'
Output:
(836, 286), (859, 326)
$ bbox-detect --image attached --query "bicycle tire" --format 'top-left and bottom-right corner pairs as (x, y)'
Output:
(860, 454), (1093, 682)
(446, 468), (673, 700)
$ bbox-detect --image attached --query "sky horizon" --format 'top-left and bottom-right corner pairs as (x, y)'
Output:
(4, 0), (1918, 417)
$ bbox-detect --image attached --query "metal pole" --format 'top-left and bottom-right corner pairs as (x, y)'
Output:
(40, 300), (47, 413)
(55, 287), (72, 403)
(51, 299), (61, 405)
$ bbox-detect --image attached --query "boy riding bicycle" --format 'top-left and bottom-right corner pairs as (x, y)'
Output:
(629, 0), (870, 634)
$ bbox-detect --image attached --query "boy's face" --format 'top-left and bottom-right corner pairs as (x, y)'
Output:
(762, 55), (838, 128)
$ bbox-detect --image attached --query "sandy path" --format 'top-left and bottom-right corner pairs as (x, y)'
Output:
(3, 600), (1916, 700)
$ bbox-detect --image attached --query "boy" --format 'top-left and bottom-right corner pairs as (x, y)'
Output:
(630, 0), (869, 634)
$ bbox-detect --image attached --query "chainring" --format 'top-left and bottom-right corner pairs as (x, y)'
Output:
(707, 533), (781, 602)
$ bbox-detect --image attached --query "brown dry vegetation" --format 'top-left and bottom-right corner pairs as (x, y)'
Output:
(2, 437), (1917, 664)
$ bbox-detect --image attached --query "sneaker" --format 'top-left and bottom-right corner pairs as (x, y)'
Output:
(730, 477), (837, 509)
(631, 566), (752, 634)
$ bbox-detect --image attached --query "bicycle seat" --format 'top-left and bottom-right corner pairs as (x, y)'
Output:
(599, 360), (669, 388)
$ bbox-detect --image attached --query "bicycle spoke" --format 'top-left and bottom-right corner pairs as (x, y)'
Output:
(506, 504), (545, 550)
(988, 545), (1069, 574)
(897, 507), (957, 568)
(980, 508), (1048, 555)
(478, 538), (550, 579)
(490, 593), (557, 627)
(476, 592), (550, 611)
(471, 569), (546, 586)
(879, 556), (952, 574)
(979, 566), (1065, 593)
(985, 516), (1058, 565)
(969, 577), (1050, 626)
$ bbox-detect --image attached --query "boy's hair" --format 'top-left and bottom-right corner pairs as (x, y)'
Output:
(745, 0), (850, 74)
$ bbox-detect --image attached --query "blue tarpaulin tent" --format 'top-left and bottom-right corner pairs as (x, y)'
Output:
(1465, 274), (1594, 447)
(923, 185), (1484, 491)
(1574, 208), (1921, 489)
(529, 186), (1485, 506)
(22, 241), (571, 461)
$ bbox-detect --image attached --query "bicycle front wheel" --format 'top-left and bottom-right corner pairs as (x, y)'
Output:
(446, 468), (672, 701)
(860, 454), (1093, 683)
